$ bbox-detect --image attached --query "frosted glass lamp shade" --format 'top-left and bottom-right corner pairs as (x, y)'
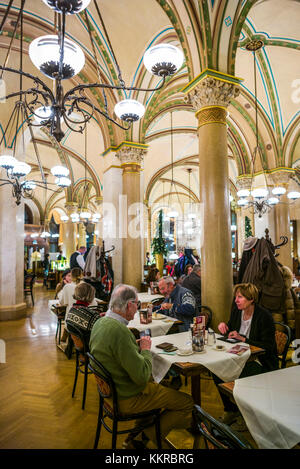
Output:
(60, 215), (69, 221)
(251, 188), (268, 199)
(55, 177), (71, 187)
(42, 0), (91, 14)
(22, 181), (36, 190)
(268, 197), (279, 205)
(34, 106), (53, 125)
(29, 35), (85, 80)
(287, 191), (300, 200)
(51, 165), (69, 178)
(80, 211), (91, 219)
(237, 199), (249, 206)
(237, 189), (250, 198)
(12, 161), (31, 177)
(272, 186), (286, 196)
(0, 154), (17, 170)
(143, 44), (184, 77)
(114, 99), (145, 123)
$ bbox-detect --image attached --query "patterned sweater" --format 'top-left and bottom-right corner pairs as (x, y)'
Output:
(66, 304), (100, 339)
(156, 284), (196, 331)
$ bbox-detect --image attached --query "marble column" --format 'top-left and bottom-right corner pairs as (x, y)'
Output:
(0, 181), (26, 320)
(271, 172), (293, 270)
(185, 74), (240, 328)
(102, 165), (123, 285)
(62, 202), (78, 262)
(116, 145), (147, 290)
(78, 222), (87, 248)
(94, 196), (103, 247)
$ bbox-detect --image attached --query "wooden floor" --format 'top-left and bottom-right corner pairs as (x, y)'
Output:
(0, 283), (258, 450)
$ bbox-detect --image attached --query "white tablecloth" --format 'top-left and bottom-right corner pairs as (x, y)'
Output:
(233, 366), (300, 449)
(137, 293), (164, 305)
(128, 312), (178, 337)
(150, 332), (251, 383)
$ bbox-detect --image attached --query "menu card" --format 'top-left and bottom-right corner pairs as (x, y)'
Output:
(192, 315), (205, 336)
(226, 344), (249, 355)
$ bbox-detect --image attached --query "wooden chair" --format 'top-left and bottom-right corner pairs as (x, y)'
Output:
(24, 274), (36, 305)
(87, 352), (162, 449)
(66, 323), (92, 410)
(197, 305), (213, 329)
(274, 321), (292, 369)
(193, 404), (253, 449)
(51, 304), (67, 346)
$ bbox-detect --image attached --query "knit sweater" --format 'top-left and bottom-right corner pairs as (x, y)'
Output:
(89, 316), (152, 399)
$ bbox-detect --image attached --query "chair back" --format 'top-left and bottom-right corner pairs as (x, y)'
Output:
(274, 321), (292, 368)
(24, 274), (35, 289)
(193, 405), (253, 449)
(197, 305), (212, 329)
(66, 323), (89, 356)
(87, 352), (119, 416)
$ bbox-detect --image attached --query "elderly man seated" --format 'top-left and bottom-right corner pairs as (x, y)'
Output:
(89, 283), (194, 449)
(157, 276), (196, 331)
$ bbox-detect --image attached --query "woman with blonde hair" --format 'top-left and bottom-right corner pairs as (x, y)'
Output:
(214, 283), (278, 430)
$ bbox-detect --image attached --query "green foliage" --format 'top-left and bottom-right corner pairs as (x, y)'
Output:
(245, 216), (253, 238)
(151, 210), (168, 255)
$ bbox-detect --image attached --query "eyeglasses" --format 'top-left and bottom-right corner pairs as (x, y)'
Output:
(129, 299), (141, 309)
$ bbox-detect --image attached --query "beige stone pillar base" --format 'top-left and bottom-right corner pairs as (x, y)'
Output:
(0, 303), (27, 321)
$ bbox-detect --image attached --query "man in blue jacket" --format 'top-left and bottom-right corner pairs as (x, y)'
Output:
(157, 276), (196, 331)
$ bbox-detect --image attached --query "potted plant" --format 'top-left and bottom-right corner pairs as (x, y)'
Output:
(151, 209), (168, 276)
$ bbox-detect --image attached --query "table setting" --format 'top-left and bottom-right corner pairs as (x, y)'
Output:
(150, 330), (251, 383)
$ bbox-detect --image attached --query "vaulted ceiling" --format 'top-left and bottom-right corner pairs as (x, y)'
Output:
(0, 0), (299, 221)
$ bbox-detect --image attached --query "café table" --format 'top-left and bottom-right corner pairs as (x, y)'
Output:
(137, 292), (164, 308)
(128, 312), (180, 337)
(151, 331), (264, 405)
(232, 366), (300, 449)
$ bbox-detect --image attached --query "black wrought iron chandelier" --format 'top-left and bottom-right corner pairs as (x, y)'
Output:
(0, 0), (184, 143)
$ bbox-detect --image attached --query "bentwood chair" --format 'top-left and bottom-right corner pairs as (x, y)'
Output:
(51, 304), (67, 346)
(197, 305), (213, 329)
(24, 274), (36, 305)
(274, 321), (292, 369)
(66, 323), (92, 410)
(193, 405), (253, 449)
(87, 352), (162, 450)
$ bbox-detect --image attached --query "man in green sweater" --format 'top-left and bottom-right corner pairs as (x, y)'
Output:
(89, 283), (194, 449)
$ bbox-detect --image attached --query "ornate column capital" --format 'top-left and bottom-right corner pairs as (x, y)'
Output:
(236, 175), (253, 191)
(94, 196), (103, 206)
(116, 145), (147, 173)
(267, 169), (293, 187)
(64, 202), (78, 215)
(185, 75), (240, 111)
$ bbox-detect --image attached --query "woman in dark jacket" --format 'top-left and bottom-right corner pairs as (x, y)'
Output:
(215, 283), (279, 428)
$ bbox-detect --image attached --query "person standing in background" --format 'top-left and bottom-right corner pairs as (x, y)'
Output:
(70, 246), (86, 270)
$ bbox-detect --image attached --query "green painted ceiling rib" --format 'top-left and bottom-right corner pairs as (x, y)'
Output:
(156, 0), (193, 80)
(242, 23), (283, 165)
(215, 0), (229, 72)
(182, 0), (204, 70)
(229, 0), (258, 76)
(79, 11), (123, 99)
(231, 98), (268, 170)
(227, 133), (243, 175)
(198, 0), (213, 69)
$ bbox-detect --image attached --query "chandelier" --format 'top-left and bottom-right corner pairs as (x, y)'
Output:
(0, 0), (184, 143)
(236, 40), (300, 218)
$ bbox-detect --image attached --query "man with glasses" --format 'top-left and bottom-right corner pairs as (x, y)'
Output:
(89, 283), (194, 449)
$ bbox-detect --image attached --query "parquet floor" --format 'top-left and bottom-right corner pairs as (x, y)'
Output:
(0, 283), (258, 450)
